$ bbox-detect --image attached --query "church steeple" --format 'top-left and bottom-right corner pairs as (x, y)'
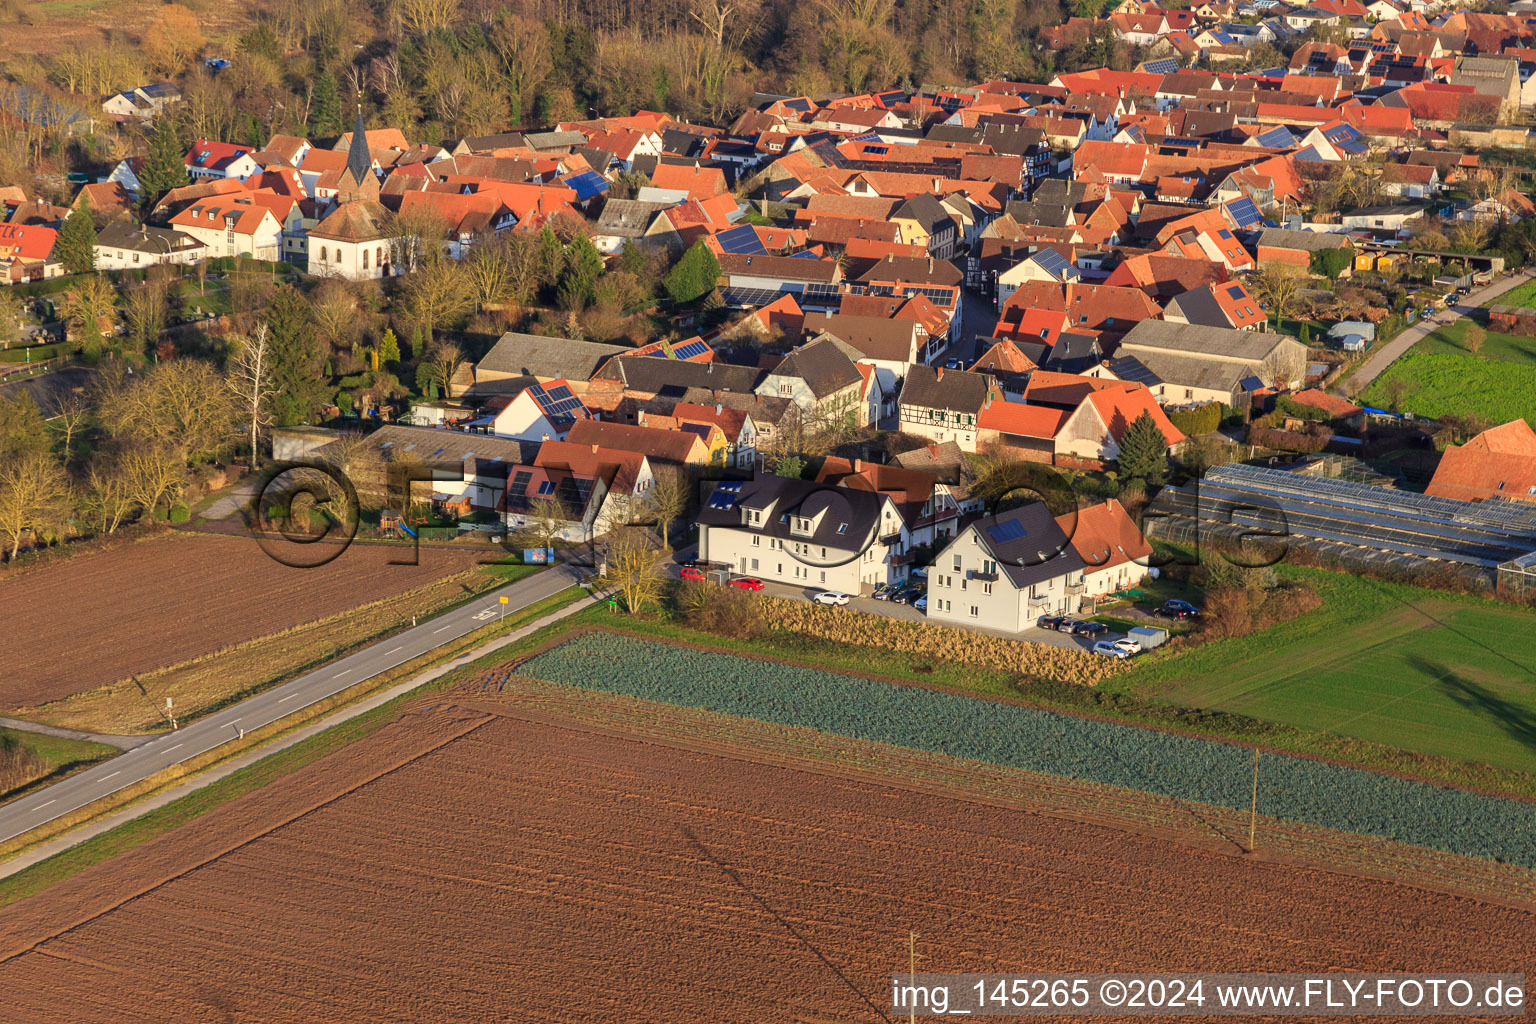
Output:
(338, 104), (379, 204)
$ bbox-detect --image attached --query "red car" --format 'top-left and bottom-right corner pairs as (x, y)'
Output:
(679, 566), (706, 582)
(727, 576), (765, 591)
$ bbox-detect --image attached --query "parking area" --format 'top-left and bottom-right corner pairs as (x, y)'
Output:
(680, 567), (1162, 656)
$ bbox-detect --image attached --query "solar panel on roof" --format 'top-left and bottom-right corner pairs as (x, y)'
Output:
(1141, 58), (1179, 75)
(673, 339), (710, 360)
(1226, 284), (1245, 299)
(547, 384), (572, 400)
(536, 479), (556, 495)
(789, 250), (820, 259)
(985, 520), (1026, 544)
(1226, 197), (1262, 228)
(716, 224), (766, 256)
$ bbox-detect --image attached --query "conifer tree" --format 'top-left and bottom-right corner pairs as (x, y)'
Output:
(1117, 411), (1170, 485)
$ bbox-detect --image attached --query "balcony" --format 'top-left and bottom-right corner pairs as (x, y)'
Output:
(1027, 594), (1051, 608)
(967, 568), (999, 582)
(1065, 581), (1085, 595)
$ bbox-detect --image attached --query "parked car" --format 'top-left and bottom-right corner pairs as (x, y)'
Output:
(679, 566), (706, 582)
(910, 566), (929, 580)
(900, 588), (926, 606)
(1443, 293), (1458, 306)
(812, 590), (852, 606)
(1056, 618), (1084, 633)
(1112, 637), (1142, 655)
(1037, 615), (1067, 631)
(1158, 599), (1200, 620)
(728, 576), (765, 591)
(1092, 640), (1130, 659)
(913, 594), (928, 612)
(943, 357), (967, 370)
(1073, 621), (1109, 638)
(872, 583), (893, 601)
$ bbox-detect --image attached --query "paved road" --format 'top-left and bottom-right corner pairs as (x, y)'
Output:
(0, 564), (580, 846)
(1343, 271), (1533, 396)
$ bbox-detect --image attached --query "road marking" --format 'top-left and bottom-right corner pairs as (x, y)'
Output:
(102, 771), (120, 780)
(384, 646), (403, 655)
(434, 624), (453, 633)
(278, 692), (303, 703)
(164, 743), (182, 753)
(334, 668), (352, 677)
(37, 800), (54, 808)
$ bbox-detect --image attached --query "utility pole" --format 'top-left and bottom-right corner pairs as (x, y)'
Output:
(1249, 748), (1260, 853)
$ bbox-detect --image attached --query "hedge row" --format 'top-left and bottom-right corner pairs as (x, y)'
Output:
(516, 631), (1536, 867)
(757, 596), (1123, 686)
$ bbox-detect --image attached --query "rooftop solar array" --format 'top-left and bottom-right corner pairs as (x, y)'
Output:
(1140, 58), (1179, 75)
(528, 381), (589, 427)
(721, 285), (789, 307)
(562, 170), (609, 200)
(672, 339), (710, 360)
(1225, 196), (1263, 229)
(1255, 126), (1294, 149)
(985, 519), (1027, 544)
(715, 224), (766, 256)
(1226, 284), (1246, 300)
(1032, 247), (1071, 277)
(707, 480), (744, 510)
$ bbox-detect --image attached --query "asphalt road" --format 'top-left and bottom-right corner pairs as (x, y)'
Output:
(0, 563), (581, 847)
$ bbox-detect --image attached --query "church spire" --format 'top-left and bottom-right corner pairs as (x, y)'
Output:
(345, 104), (370, 188)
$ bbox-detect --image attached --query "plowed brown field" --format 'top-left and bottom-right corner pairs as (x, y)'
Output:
(0, 532), (490, 710)
(0, 694), (1530, 1024)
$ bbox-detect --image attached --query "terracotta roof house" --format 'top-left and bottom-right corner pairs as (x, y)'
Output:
(1163, 281), (1267, 331)
(564, 419), (711, 468)
(1425, 420), (1536, 504)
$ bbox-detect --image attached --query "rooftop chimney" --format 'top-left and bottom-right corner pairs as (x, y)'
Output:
(592, 443), (600, 453)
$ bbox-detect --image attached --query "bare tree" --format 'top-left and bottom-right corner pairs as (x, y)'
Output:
(54, 392), (91, 464)
(1248, 263), (1305, 329)
(510, 491), (573, 554)
(689, 0), (746, 46)
(121, 278), (169, 351)
(603, 524), (669, 613)
(417, 338), (467, 398)
(402, 259), (474, 347)
(119, 443), (187, 518)
(644, 466), (692, 545)
(80, 455), (141, 534)
(1463, 322), (1487, 357)
(0, 290), (20, 349)
(0, 453), (71, 560)
(228, 324), (277, 460)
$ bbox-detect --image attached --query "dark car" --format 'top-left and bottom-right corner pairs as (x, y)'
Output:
(1056, 618), (1084, 633)
(1159, 599), (1200, 620)
(901, 588), (926, 605)
(1073, 621), (1109, 638)
(1037, 615), (1067, 631)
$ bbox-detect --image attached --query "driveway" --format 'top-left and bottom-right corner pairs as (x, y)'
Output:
(1342, 271), (1533, 396)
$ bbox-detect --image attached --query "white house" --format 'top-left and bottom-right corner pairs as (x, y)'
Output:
(184, 140), (262, 182)
(93, 220), (206, 270)
(926, 503), (1089, 632)
(470, 380), (592, 441)
(167, 199), (282, 261)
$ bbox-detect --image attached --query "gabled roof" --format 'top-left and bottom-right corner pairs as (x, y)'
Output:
(1058, 498), (1153, 572)
(1425, 420), (1536, 504)
(564, 419), (707, 466)
(476, 333), (628, 383)
(957, 502), (1087, 591)
(899, 365), (991, 413)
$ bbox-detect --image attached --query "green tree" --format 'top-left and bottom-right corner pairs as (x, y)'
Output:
(309, 69), (342, 139)
(139, 114), (190, 202)
(534, 226), (563, 297)
(261, 286), (328, 426)
(56, 200), (98, 275)
(0, 392), (52, 463)
(662, 240), (721, 304)
(1117, 411), (1170, 485)
(378, 328), (401, 368)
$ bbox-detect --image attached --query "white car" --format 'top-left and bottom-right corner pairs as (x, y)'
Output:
(1112, 637), (1142, 655)
(812, 590), (852, 606)
(913, 595), (928, 612)
(1092, 640), (1130, 659)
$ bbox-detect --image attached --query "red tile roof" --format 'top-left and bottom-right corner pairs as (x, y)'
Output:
(1425, 420), (1536, 503)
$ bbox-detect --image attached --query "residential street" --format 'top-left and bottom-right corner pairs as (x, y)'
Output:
(0, 564), (580, 847)
(1342, 270), (1533, 396)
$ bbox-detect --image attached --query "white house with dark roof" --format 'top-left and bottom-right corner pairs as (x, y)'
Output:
(926, 502), (1089, 630)
(697, 474), (911, 593)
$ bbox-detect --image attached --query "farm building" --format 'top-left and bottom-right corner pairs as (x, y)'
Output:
(1487, 305), (1536, 336)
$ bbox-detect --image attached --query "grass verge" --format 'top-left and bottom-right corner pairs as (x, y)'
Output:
(0, 730), (118, 806)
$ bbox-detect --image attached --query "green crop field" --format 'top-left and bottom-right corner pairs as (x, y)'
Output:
(1485, 279), (1536, 310)
(515, 627), (1536, 865)
(1109, 571), (1536, 776)
(1360, 351), (1536, 426)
